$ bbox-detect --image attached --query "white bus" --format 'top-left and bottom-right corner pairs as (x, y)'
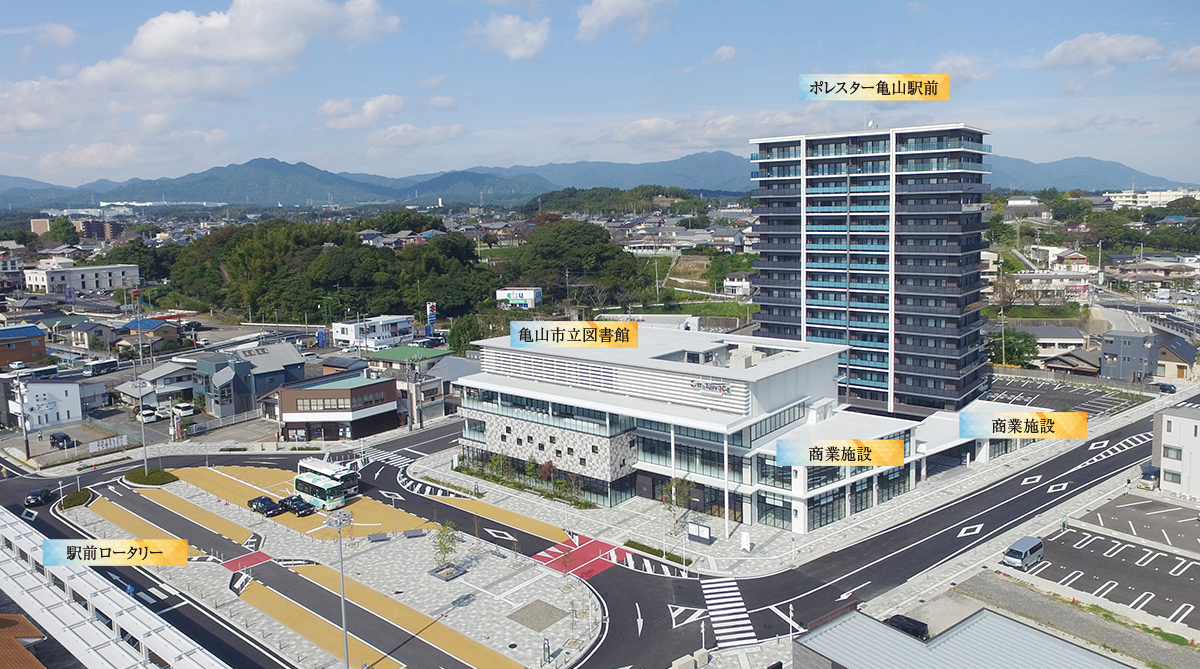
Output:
(294, 458), (360, 510)
(0, 365), (59, 382)
(83, 359), (119, 377)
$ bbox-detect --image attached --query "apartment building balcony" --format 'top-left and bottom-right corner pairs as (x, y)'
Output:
(806, 186), (847, 194)
(757, 295), (806, 307)
(895, 182), (989, 194)
(805, 280), (847, 289)
(893, 264), (975, 275)
(896, 140), (991, 153)
(896, 161), (991, 173)
(847, 377), (889, 389)
(847, 358), (890, 369)
(851, 184), (891, 193)
(848, 281), (890, 291)
(894, 203), (987, 214)
(895, 321), (982, 337)
(894, 244), (979, 255)
(758, 243), (807, 252)
(893, 363), (963, 378)
(893, 383), (963, 399)
(893, 303), (965, 316)
(894, 222), (988, 234)
(894, 342), (982, 357)
(755, 206), (805, 215)
(752, 187), (805, 198)
(754, 277), (805, 289)
(752, 259), (803, 271)
(751, 150), (804, 161)
(754, 223), (806, 232)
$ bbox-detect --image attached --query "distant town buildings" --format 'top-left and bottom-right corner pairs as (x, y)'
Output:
(23, 259), (139, 294)
(496, 287), (543, 309)
(331, 315), (415, 351)
(1102, 188), (1200, 209)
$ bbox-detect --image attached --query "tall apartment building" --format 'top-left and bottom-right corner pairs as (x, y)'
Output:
(750, 123), (991, 417)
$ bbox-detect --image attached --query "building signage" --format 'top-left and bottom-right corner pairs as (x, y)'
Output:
(958, 412), (1086, 440)
(691, 380), (731, 395)
(776, 439), (905, 467)
(510, 321), (638, 348)
(43, 539), (187, 567)
(799, 74), (949, 101)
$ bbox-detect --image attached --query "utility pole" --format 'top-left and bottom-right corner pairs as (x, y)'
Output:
(1000, 307), (1007, 367)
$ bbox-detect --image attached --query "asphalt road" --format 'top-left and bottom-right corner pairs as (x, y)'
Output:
(1035, 527), (1200, 628)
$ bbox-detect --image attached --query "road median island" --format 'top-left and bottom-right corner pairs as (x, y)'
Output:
(293, 564), (522, 669)
(137, 487), (253, 544)
(239, 580), (404, 669)
(440, 497), (570, 543)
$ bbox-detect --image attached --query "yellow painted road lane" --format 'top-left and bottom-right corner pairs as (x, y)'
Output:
(440, 497), (570, 543)
(239, 581), (404, 669)
(294, 565), (521, 669)
(88, 496), (204, 557)
(137, 488), (252, 544)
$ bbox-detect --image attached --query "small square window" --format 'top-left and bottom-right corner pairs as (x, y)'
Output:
(555, 449), (562, 457)
(550, 435), (557, 444)
(527, 435), (533, 443)
(500, 434), (507, 442)
(579, 458), (586, 466)
(620, 458), (626, 467)
(538, 443), (545, 451)
(505, 426), (512, 434)
(516, 438), (523, 445)
(567, 447), (574, 456)
(591, 445), (599, 454)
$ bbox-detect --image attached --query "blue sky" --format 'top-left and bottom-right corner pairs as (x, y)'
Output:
(2, 0), (1198, 186)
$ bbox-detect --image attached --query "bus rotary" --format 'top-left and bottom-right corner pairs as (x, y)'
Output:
(293, 458), (360, 510)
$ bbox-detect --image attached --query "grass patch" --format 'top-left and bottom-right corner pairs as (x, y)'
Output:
(218, 447), (248, 452)
(76, 456), (131, 471)
(58, 489), (90, 510)
(454, 465), (597, 509)
(124, 468), (179, 486)
(422, 475), (484, 498)
(624, 540), (692, 566)
(982, 303), (1087, 319)
(620, 302), (759, 319)
(289, 446), (321, 451)
(1141, 626), (1190, 646)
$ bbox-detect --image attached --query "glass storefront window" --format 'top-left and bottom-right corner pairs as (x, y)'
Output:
(808, 489), (845, 531)
(757, 491), (792, 530)
(758, 455), (791, 490)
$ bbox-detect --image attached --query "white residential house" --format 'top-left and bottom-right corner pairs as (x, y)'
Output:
(332, 315), (415, 351)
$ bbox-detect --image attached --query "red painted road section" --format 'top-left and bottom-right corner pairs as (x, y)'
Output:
(222, 551), (272, 571)
(532, 535), (632, 580)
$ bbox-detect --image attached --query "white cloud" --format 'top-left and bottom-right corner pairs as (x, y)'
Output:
(39, 142), (141, 170)
(467, 14), (550, 61)
(426, 96), (458, 110)
(140, 112), (173, 133)
(74, 0), (399, 100)
(669, 66), (692, 76)
(318, 94), (405, 129)
(417, 74), (446, 89)
(0, 23), (76, 48)
(905, 1), (927, 12)
(1163, 46), (1200, 74)
(366, 123), (467, 154)
(599, 105), (838, 151)
(1041, 33), (1162, 69)
(704, 45), (736, 65)
(933, 54), (995, 87)
(575, 0), (674, 43)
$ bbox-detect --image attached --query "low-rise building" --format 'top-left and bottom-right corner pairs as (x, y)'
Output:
(1158, 336), (1197, 382)
(1013, 326), (1089, 362)
(1011, 271), (1091, 304)
(0, 325), (47, 368)
(723, 272), (756, 296)
(70, 322), (125, 350)
(276, 370), (399, 441)
(1042, 347), (1102, 377)
(1, 379), (104, 431)
(1154, 406), (1200, 500)
(332, 315), (415, 351)
(1100, 330), (1157, 383)
(496, 287), (543, 309)
(23, 260), (139, 294)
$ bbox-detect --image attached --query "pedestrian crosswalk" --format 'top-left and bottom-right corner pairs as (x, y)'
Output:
(700, 577), (757, 648)
(1074, 432), (1151, 471)
(361, 446), (465, 498)
(1176, 402), (1200, 409)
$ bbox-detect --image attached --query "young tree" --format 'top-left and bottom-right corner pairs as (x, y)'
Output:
(986, 214), (1015, 245)
(538, 460), (557, 482)
(448, 314), (483, 355)
(433, 520), (458, 568)
(524, 457), (538, 479)
(661, 477), (696, 536)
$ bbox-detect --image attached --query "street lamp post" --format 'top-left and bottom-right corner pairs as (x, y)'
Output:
(131, 380), (150, 475)
(324, 509), (353, 669)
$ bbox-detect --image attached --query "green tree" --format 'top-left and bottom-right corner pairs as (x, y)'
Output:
(989, 328), (1039, 368)
(524, 457), (538, 478)
(433, 520), (458, 568)
(481, 232), (500, 248)
(45, 216), (80, 245)
(986, 214), (1015, 245)
(448, 314), (483, 355)
(1051, 198), (1090, 222)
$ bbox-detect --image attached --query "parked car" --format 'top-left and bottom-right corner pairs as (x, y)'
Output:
(137, 409), (159, 424)
(24, 489), (50, 507)
(1155, 382), (1177, 394)
(279, 495), (316, 517)
(198, 338), (210, 346)
(247, 496), (285, 517)
(302, 352), (321, 363)
(883, 614), (930, 641)
(172, 403), (195, 417)
(49, 432), (74, 449)
(155, 406), (173, 420)
(341, 345), (359, 353)
(9, 361), (24, 370)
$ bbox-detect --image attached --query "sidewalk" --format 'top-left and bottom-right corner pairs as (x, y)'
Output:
(409, 387), (1190, 580)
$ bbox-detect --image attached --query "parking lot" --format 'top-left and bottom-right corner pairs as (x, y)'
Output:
(984, 378), (1149, 417)
(1029, 527), (1200, 631)
(1089, 494), (1200, 551)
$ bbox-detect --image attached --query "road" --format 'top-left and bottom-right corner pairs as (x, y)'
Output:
(0, 392), (1179, 669)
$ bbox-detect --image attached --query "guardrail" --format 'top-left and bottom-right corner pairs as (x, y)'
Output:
(0, 505), (231, 669)
(186, 408), (264, 435)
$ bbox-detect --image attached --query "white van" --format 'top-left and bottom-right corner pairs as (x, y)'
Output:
(1003, 536), (1045, 570)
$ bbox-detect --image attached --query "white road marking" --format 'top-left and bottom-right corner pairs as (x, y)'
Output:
(1028, 561), (1053, 577)
(158, 601), (190, 614)
(1095, 513), (1105, 528)
(1021, 475), (1043, 485)
(957, 524), (983, 538)
(836, 581), (871, 601)
(1162, 529), (1174, 547)
(1146, 507), (1181, 516)
(1130, 592), (1155, 611)
(1047, 483), (1069, 493)
(1104, 542), (1132, 558)
(1136, 549), (1164, 567)
(1093, 580), (1118, 598)
(1169, 603), (1195, 624)
(1058, 570), (1084, 587)
(1129, 521), (1138, 536)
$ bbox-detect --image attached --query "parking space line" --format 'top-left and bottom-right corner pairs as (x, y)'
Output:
(1163, 529), (1173, 546)
(1059, 570), (1084, 587)
(1170, 559), (1196, 577)
(1169, 604), (1194, 624)
(1177, 517), (1197, 523)
(1074, 534), (1102, 550)
(1028, 561), (1053, 577)
(1129, 521), (1138, 536)
(1103, 541), (1130, 558)
(1131, 592), (1155, 611)
(1095, 513), (1104, 527)
(1146, 507), (1180, 516)
(1117, 500), (1152, 508)
(1093, 581), (1118, 598)
(1136, 550), (1164, 567)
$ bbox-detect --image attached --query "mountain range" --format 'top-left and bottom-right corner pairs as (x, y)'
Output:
(0, 152), (1194, 209)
